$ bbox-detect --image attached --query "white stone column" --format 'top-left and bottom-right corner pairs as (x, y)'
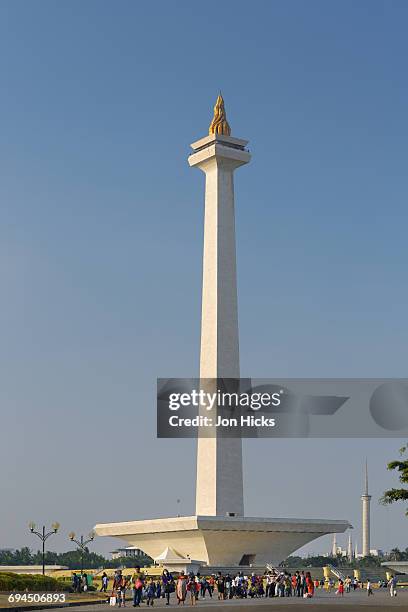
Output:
(361, 461), (371, 556)
(361, 496), (371, 556)
(347, 533), (353, 561)
(331, 534), (337, 557)
(189, 134), (250, 517)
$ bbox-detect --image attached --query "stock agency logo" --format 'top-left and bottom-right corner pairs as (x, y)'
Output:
(156, 378), (408, 439)
(167, 387), (281, 429)
(370, 381), (408, 431)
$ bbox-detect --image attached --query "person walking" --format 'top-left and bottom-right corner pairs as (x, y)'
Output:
(337, 579), (344, 597)
(298, 571), (305, 597)
(113, 570), (122, 589)
(225, 575), (232, 599)
(269, 575), (276, 598)
(284, 575), (291, 597)
(216, 573), (225, 601)
(162, 569), (174, 606)
(101, 572), (109, 593)
(199, 576), (206, 599)
(367, 579), (373, 596)
(176, 572), (187, 606)
(186, 575), (197, 606)
(278, 574), (285, 597)
(230, 576), (236, 598)
(305, 572), (314, 598)
(81, 572), (88, 592)
(72, 573), (79, 593)
(132, 566), (144, 608)
(117, 574), (128, 608)
(388, 575), (398, 597)
(145, 578), (156, 607)
(264, 574), (270, 598)
(294, 572), (300, 597)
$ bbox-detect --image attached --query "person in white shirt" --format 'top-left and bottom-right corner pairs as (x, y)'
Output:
(388, 575), (398, 597)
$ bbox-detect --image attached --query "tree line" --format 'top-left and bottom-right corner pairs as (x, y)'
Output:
(0, 547), (152, 569)
(282, 548), (408, 569)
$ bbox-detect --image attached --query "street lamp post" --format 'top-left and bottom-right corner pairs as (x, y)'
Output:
(68, 531), (95, 577)
(28, 522), (60, 576)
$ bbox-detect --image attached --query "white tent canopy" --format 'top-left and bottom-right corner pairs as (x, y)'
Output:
(154, 546), (189, 563)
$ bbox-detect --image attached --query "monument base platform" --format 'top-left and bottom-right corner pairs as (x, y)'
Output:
(95, 515), (351, 568)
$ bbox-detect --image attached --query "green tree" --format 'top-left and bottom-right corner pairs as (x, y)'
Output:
(355, 555), (382, 568)
(381, 443), (408, 515)
(0, 548), (152, 569)
(103, 554), (153, 569)
(281, 555), (339, 568)
(0, 547), (34, 565)
(389, 548), (402, 561)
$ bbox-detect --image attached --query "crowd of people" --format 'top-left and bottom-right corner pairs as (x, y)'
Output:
(107, 567), (175, 607)
(104, 567), (323, 606)
(71, 571), (93, 592)
(76, 566), (400, 606)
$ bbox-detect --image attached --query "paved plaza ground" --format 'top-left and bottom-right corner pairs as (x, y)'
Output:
(5, 589), (407, 612)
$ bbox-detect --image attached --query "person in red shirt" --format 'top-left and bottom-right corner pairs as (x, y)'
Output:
(305, 572), (314, 597)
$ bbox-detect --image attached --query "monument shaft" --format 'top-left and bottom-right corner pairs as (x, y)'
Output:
(189, 131), (250, 517)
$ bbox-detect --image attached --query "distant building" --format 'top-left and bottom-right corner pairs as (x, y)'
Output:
(328, 534), (350, 558)
(325, 545), (349, 558)
(111, 546), (144, 560)
(354, 548), (383, 559)
(369, 549), (384, 558)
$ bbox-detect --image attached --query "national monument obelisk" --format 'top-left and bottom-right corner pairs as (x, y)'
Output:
(189, 94), (248, 517)
(94, 96), (351, 571)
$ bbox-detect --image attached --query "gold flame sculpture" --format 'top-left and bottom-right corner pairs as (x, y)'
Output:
(209, 93), (231, 136)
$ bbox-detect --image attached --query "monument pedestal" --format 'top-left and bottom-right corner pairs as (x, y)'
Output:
(95, 514), (350, 569)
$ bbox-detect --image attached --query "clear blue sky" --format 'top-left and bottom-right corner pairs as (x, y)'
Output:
(1, 1), (407, 557)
